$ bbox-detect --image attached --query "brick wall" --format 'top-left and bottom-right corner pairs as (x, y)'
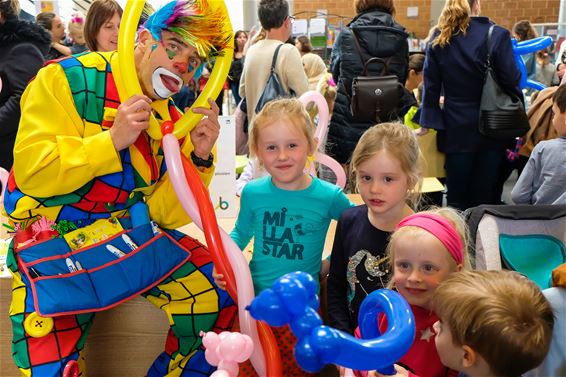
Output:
(292, 0), (560, 39)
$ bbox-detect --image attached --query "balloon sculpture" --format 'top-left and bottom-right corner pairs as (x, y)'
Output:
(0, 167), (8, 205)
(247, 271), (415, 374)
(202, 331), (254, 377)
(512, 36), (553, 91)
(116, 1), (282, 375)
(299, 91), (347, 189)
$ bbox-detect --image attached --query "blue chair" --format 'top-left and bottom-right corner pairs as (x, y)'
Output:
(500, 234), (566, 289)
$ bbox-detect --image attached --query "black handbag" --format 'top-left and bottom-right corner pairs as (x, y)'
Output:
(349, 30), (403, 123)
(479, 25), (530, 140)
(255, 43), (295, 113)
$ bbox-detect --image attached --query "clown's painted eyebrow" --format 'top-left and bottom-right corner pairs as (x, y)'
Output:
(167, 36), (189, 48)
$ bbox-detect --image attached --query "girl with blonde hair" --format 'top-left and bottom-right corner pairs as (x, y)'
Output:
(358, 207), (470, 377)
(328, 122), (423, 337)
(419, 0), (522, 210)
(215, 98), (353, 376)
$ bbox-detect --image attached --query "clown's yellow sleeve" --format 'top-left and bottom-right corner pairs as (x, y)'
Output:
(13, 63), (122, 197)
(145, 140), (216, 230)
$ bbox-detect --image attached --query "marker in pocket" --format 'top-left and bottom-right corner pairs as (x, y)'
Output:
(29, 267), (42, 278)
(66, 258), (78, 273)
(150, 221), (161, 236)
(121, 234), (138, 251)
(106, 244), (126, 258)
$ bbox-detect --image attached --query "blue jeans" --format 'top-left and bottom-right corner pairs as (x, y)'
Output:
(445, 150), (504, 210)
(230, 81), (241, 106)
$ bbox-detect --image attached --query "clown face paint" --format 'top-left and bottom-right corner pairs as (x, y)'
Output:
(138, 30), (203, 101)
(152, 67), (183, 99)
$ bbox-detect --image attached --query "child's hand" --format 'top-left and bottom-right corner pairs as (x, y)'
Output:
(370, 364), (409, 377)
(212, 266), (227, 290)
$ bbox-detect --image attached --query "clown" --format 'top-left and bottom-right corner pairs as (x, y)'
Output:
(3, 1), (236, 376)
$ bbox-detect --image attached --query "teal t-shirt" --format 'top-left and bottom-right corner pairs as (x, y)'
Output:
(230, 176), (354, 294)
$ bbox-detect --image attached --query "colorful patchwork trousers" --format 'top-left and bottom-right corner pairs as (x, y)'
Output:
(8, 235), (236, 377)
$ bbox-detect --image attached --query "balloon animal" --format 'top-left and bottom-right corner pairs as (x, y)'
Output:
(512, 36), (553, 91)
(299, 91), (347, 189)
(247, 271), (415, 374)
(202, 331), (254, 377)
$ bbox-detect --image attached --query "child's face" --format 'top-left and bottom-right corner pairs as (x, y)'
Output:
(393, 232), (460, 310)
(551, 103), (566, 137)
(433, 319), (463, 372)
(256, 119), (313, 190)
(71, 29), (85, 44)
(356, 150), (410, 219)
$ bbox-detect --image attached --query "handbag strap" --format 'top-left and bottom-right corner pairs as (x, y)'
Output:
(270, 43), (284, 73)
(351, 29), (391, 76)
(485, 24), (495, 69)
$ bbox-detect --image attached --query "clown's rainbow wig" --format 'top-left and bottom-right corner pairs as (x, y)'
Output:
(144, 0), (231, 59)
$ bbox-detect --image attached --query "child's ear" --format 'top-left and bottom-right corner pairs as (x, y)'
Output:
(461, 345), (477, 368)
(456, 263), (463, 272)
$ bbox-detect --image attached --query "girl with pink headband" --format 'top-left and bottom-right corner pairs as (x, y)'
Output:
(358, 208), (471, 377)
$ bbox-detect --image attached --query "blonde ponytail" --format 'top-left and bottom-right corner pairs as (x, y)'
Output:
(433, 0), (473, 48)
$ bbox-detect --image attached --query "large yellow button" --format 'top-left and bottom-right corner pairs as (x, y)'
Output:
(24, 312), (53, 338)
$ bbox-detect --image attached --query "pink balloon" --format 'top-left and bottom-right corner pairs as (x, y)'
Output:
(235, 336), (254, 363)
(299, 91), (329, 148)
(218, 360), (239, 376)
(162, 134), (267, 376)
(219, 333), (246, 362)
(202, 331), (220, 350)
(0, 167), (8, 204)
(314, 151), (346, 190)
(205, 348), (221, 366)
(210, 370), (230, 377)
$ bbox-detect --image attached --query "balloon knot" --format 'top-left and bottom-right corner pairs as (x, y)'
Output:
(161, 120), (175, 135)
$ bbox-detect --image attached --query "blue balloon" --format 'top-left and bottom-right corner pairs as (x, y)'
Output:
(248, 272), (415, 374)
(512, 36), (553, 90)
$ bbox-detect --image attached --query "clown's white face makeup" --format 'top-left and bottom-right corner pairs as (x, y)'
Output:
(151, 67), (183, 99)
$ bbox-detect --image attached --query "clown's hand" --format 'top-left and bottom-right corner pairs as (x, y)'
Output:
(190, 98), (221, 160)
(110, 94), (152, 151)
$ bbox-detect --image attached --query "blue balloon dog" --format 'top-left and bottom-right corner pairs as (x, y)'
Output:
(247, 271), (415, 374)
(512, 36), (553, 91)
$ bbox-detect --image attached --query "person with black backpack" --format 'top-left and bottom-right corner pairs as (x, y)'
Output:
(327, 0), (413, 168)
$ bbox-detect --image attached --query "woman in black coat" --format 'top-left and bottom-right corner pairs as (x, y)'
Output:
(0, 0), (50, 171)
(419, 0), (522, 210)
(328, 0), (411, 165)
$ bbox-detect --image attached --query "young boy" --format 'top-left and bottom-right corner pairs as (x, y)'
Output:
(511, 84), (566, 205)
(432, 270), (554, 377)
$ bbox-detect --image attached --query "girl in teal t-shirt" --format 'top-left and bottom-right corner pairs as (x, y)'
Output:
(214, 98), (353, 376)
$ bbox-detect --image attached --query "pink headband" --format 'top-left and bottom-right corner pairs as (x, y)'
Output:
(397, 213), (464, 264)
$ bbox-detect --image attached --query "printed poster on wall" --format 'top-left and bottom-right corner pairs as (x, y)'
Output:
(208, 116), (237, 218)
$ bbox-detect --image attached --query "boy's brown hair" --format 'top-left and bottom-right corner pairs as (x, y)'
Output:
(432, 270), (554, 377)
(551, 83), (566, 113)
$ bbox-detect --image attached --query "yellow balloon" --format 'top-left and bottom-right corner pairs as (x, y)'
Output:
(116, 0), (234, 140)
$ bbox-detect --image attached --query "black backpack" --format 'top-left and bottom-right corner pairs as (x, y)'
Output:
(349, 30), (404, 123)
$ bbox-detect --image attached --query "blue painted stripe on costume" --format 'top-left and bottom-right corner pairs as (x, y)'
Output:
(3, 187), (24, 215)
(58, 57), (82, 68)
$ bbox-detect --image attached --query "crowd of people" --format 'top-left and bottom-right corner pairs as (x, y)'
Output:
(0, 0), (565, 376)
